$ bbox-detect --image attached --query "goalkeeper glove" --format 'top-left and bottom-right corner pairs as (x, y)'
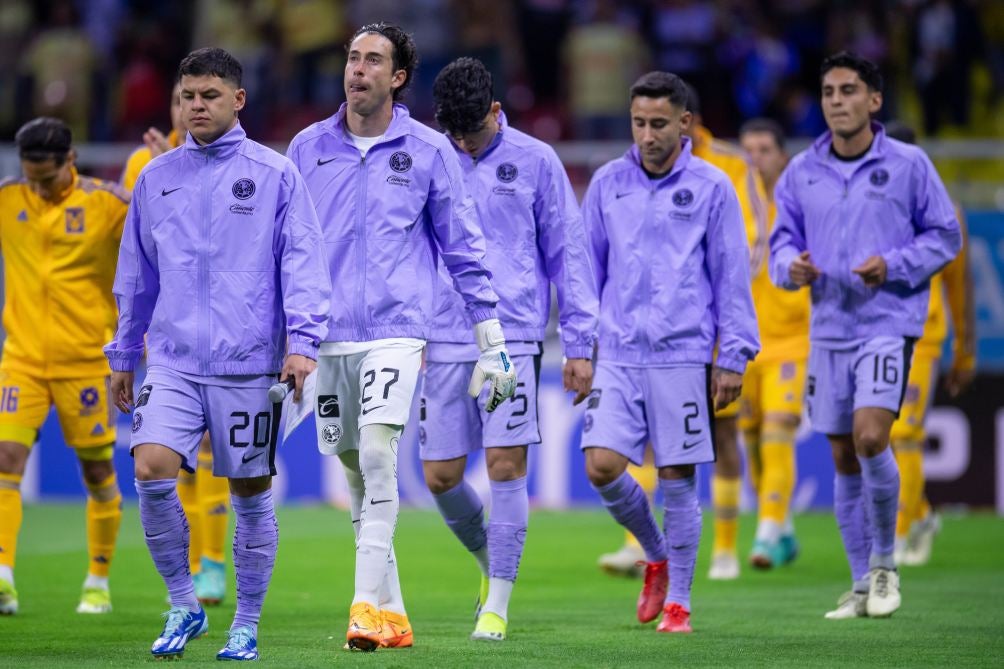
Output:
(468, 318), (517, 412)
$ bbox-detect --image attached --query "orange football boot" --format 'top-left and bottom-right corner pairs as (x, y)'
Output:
(656, 603), (692, 633)
(637, 560), (668, 623)
(346, 602), (383, 651)
(379, 609), (413, 648)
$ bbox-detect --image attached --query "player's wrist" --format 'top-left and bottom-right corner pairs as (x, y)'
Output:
(474, 318), (507, 353)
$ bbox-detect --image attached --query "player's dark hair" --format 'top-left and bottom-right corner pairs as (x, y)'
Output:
(683, 82), (701, 116)
(15, 117), (72, 165)
(433, 57), (494, 135)
(630, 71), (690, 109)
(820, 51), (883, 92)
(739, 117), (786, 151)
(177, 47), (243, 88)
(348, 22), (418, 101)
(883, 120), (916, 145)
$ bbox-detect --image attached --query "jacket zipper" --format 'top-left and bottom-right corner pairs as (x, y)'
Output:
(354, 153), (367, 334)
(198, 150), (212, 374)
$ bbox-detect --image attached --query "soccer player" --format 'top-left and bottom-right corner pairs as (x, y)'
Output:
(597, 86), (768, 582)
(421, 57), (597, 642)
(581, 71), (759, 633)
(882, 121), (975, 566)
(0, 117), (128, 616)
(737, 118), (810, 569)
(122, 85), (231, 606)
(287, 24), (514, 651)
(770, 52), (961, 619)
(106, 47), (330, 659)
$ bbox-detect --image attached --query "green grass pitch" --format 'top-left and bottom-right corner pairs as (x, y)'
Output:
(3, 504), (1003, 667)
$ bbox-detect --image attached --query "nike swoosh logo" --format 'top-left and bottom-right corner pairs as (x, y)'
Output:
(807, 178), (822, 185)
(506, 420), (528, 430)
(161, 187), (182, 196)
(682, 441), (701, 450)
(361, 405), (386, 415)
(370, 498), (393, 505)
(317, 157), (337, 166)
(145, 529), (171, 538)
(245, 542), (272, 550)
(242, 450), (265, 463)
(615, 191), (632, 199)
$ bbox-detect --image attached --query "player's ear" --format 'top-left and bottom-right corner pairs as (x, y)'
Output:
(65, 148), (77, 168)
(391, 67), (407, 93)
(233, 88), (247, 114)
(680, 110), (693, 131)
(868, 90), (882, 115)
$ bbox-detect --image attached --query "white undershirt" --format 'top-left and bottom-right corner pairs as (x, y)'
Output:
(320, 338), (425, 356)
(347, 130), (384, 158)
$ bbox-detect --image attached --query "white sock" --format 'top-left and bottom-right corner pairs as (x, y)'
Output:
(83, 574), (109, 590)
(474, 546), (490, 577)
(351, 424), (402, 607)
(482, 577), (514, 621)
(0, 565), (13, 585)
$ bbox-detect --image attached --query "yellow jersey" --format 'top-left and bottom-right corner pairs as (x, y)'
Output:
(916, 208), (975, 365)
(0, 168), (129, 378)
(120, 129), (181, 192)
(692, 126), (809, 360)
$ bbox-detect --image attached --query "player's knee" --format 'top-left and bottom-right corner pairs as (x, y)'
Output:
(486, 446), (527, 482)
(584, 448), (625, 487)
(424, 469), (461, 495)
(829, 439), (860, 474)
(0, 442), (28, 475)
(229, 476), (271, 498)
(80, 459), (115, 487)
(853, 426), (888, 456)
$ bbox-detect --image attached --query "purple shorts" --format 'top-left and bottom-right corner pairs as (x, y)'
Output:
(419, 355), (541, 461)
(129, 366), (278, 478)
(580, 362), (715, 467)
(806, 336), (916, 435)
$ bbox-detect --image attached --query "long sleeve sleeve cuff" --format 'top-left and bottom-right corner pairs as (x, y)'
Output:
(286, 338), (319, 361)
(105, 351), (140, 373)
(563, 344), (593, 360)
(469, 307), (499, 324)
(714, 353), (749, 375)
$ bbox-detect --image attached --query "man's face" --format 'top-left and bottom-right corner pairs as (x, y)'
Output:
(740, 131), (787, 183)
(179, 74), (245, 145)
(630, 95), (690, 172)
(22, 154), (74, 202)
(821, 67), (881, 139)
(169, 83), (184, 136)
(448, 102), (501, 159)
(344, 32), (405, 116)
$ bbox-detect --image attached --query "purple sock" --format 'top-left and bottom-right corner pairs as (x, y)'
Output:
(433, 481), (487, 553)
(660, 476), (700, 611)
(593, 471), (667, 563)
(231, 490), (278, 636)
(834, 473), (872, 585)
(135, 478), (199, 611)
(859, 448), (900, 569)
(487, 477), (528, 581)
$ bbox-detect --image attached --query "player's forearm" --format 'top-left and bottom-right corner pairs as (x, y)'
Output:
(884, 224), (962, 288)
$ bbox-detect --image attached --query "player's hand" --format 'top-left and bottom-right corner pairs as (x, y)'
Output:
(280, 354), (316, 402)
(110, 371), (135, 414)
(852, 255), (887, 287)
(789, 250), (821, 286)
(143, 127), (173, 158)
(945, 365), (975, 398)
(563, 358), (593, 405)
(469, 319), (517, 412)
(711, 367), (742, 411)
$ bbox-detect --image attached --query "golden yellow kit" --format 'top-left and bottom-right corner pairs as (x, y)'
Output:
(0, 169), (128, 449)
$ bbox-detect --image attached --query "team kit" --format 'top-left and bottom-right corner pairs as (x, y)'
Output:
(0, 22), (965, 662)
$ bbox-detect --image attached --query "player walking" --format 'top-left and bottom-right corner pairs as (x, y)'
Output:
(769, 52), (961, 619)
(106, 47), (330, 659)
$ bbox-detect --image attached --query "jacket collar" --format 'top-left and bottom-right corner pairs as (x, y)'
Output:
(626, 135), (694, 184)
(184, 121), (246, 159)
(810, 120), (888, 164)
(329, 102), (413, 145)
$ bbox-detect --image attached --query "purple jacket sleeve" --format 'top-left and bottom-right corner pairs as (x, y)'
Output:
(103, 177), (160, 372)
(274, 164), (331, 359)
(707, 181), (760, 374)
(768, 165), (807, 291)
(534, 149), (598, 359)
(883, 152), (962, 288)
(581, 175), (609, 305)
(426, 147), (499, 323)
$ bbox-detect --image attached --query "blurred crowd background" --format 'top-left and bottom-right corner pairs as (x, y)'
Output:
(1, 0), (1002, 147)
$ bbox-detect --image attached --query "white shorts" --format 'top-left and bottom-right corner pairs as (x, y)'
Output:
(314, 339), (425, 456)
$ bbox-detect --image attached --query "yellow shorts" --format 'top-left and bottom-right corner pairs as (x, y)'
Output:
(0, 370), (116, 450)
(738, 357), (807, 431)
(890, 351), (938, 443)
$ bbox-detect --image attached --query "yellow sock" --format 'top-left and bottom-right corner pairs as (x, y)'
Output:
(758, 427), (796, 526)
(893, 441), (925, 538)
(712, 476), (740, 556)
(743, 429), (762, 495)
(85, 473), (122, 578)
(197, 450), (230, 563)
(0, 473), (23, 569)
(177, 469), (201, 573)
